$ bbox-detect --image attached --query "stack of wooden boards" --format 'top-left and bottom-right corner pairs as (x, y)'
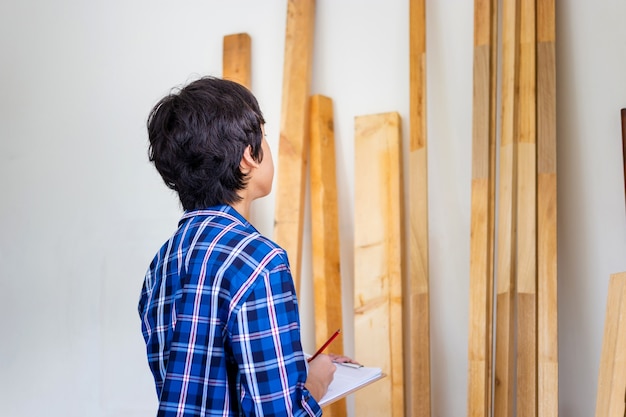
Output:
(468, 0), (558, 416)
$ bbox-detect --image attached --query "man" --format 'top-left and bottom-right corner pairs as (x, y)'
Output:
(138, 76), (335, 416)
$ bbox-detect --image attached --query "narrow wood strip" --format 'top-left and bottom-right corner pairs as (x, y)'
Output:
(409, 0), (431, 416)
(594, 272), (626, 417)
(516, 0), (537, 416)
(309, 95), (346, 417)
(537, 0), (558, 415)
(273, 0), (316, 295)
(494, 1), (521, 416)
(354, 112), (404, 417)
(486, 0), (499, 411)
(467, 0), (498, 416)
(222, 33), (251, 90)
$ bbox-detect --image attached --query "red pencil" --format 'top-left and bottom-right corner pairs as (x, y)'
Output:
(307, 329), (341, 362)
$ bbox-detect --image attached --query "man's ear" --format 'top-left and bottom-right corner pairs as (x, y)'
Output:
(240, 146), (259, 173)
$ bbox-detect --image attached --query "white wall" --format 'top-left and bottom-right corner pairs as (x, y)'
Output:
(1, 1), (624, 416)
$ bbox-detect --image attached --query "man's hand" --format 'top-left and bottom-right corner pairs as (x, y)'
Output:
(305, 354), (336, 401)
(327, 353), (361, 366)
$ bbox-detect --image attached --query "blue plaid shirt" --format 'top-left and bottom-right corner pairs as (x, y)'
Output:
(139, 205), (321, 416)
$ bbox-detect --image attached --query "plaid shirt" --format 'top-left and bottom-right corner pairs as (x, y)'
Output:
(139, 205), (321, 416)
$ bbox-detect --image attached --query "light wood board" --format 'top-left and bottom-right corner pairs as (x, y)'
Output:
(467, 0), (498, 416)
(354, 112), (404, 417)
(222, 33), (251, 89)
(309, 95), (346, 417)
(595, 272), (626, 417)
(409, 0), (431, 416)
(273, 0), (316, 295)
(537, 0), (558, 415)
(515, 0), (537, 415)
(494, 1), (520, 416)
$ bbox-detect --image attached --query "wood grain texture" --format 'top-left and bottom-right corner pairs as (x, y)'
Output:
(309, 95), (346, 417)
(273, 0), (316, 295)
(467, 0), (498, 416)
(409, 0), (431, 416)
(494, 1), (520, 416)
(354, 113), (404, 417)
(595, 272), (626, 417)
(222, 33), (251, 89)
(515, 0), (537, 416)
(537, 0), (558, 415)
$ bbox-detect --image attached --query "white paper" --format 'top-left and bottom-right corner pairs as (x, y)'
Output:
(318, 363), (384, 407)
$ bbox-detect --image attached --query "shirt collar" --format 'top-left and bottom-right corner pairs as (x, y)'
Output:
(178, 204), (250, 228)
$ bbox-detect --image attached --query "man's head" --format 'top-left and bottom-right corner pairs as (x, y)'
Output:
(147, 76), (266, 210)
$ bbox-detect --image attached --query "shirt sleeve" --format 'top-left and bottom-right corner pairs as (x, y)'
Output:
(229, 263), (322, 417)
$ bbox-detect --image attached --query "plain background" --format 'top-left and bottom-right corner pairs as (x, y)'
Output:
(1, 1), (625, 416)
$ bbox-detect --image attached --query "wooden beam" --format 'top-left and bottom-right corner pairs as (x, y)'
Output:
(309, 94), (346, 417)
(467, 0), (498, 416)
(408, 0), (431, 416)
(537, 0), (558, 415)
(494, 1), (521, 416)
(595, 272), (626, 417)
(515, 0), (537, 416)
(222, 33), (251, 90)
(273, 0), (316, 295)
(354, 112), (404, 417)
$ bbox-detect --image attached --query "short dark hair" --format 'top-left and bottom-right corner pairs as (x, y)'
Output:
(147, 76), (266, 210)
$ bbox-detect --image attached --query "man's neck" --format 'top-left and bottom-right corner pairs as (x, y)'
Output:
(231, 198), (251, 221)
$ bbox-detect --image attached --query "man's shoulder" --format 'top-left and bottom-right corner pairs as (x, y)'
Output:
(182, 207), (289, 269)
(240, 232), (289, 269)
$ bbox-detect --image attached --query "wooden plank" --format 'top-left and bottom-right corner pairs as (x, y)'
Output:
(273, 0), (316, 295)
(595, 272), (626, 417)
(354, 112), (404, 417)
(516, 0), (537, 416)
(309, 95), (346, 417)
(467, 0), (498, 416)
(222, 33), (251, 90)
(408, 0), (431, 416)
(536, 0), (558, 415)
(494, 1), (521, 416)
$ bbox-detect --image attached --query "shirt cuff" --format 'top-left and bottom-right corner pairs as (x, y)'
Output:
(300, 387), (323, 417)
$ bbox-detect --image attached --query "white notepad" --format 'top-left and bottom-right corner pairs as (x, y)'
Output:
(318, 363), (385, 407)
